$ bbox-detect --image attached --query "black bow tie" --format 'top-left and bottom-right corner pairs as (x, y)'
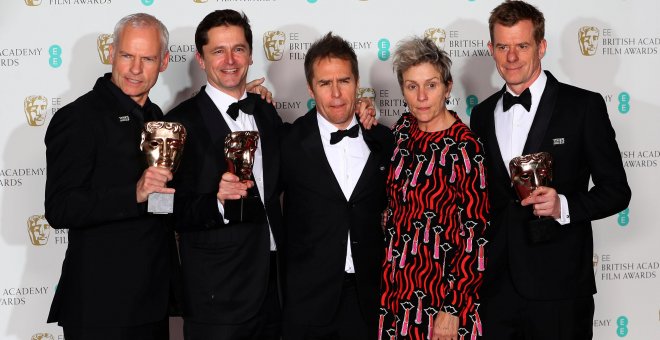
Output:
(502, 88), (532, 112)
(226, 96), (255, 120)
(330, 124), (359, 145)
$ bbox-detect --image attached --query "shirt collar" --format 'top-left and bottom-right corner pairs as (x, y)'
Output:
(316, 112), (359, 142)
(205, 82), (247, 117)
(505, 69), (547, 102)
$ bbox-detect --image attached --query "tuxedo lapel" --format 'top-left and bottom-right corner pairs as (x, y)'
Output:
(484, 87), (511, 179)
(196, 87), (232, 163)
(350, 124), (381, 202)
(250, 94), (278, 200)
(299, 109), (346, 200)
(523, 71), (558, 155)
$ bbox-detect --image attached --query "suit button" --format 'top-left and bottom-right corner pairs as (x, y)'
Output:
(341, 239), (347, 246)
(514, 199), (520, 204)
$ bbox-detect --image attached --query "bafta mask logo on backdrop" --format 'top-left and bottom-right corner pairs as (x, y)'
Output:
(357, 88), (377, 117)
(424, 28), (447, 50)
(357, 87), (376, 103)
(27, 215), (51, 246)
(31, 334), (54, 340)
(593, 253), (599, 274)
(24, 0), (42, 6)
(97, 34), (113, 65)
(578, 26), (600, 56)
(24, 95), (48, 126)
(263, 31), (286, 61)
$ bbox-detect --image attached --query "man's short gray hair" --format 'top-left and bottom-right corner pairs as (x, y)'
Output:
(113, 13), (169, 59)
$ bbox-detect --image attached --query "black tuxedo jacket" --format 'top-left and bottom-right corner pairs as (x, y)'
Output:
(470, 71), (631, 300)
(280, 109), (393, 328)
(166, 88), (283, 324)
(45, 76), (171, 327)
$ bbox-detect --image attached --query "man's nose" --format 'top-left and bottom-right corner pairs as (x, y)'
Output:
(507, 48), (518, 62)
(130, 58), (142, 74)
(331, 82), (341, 97)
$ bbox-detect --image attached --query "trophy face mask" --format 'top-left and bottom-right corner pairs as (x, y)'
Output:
(140, 122), (187, 172)
(223, 131), (261, 222)
(224, 131), (260, 181)
(509, 152), (553, 200)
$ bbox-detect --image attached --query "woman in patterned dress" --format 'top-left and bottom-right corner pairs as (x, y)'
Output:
(378, 37), (489, 340)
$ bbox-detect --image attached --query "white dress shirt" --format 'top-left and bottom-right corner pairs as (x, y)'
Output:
(205, 84), (277, 250)
(493, 72), (570, 224)
(317, 113), (370, 273)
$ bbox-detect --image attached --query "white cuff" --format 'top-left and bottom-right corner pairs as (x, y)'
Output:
(217, 199), (229, 224)
(556, 194), (570, 225)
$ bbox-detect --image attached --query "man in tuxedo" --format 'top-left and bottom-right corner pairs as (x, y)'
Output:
(166, 10), (283, 339)
(45, 13), (174, 340)
(470, 1), (631, 339)
(280, 32), (393, 339)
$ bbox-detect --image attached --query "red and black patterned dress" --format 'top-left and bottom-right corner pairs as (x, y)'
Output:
(378, 112), (489, 340)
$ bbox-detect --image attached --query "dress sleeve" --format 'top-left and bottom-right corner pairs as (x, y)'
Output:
(439, 132), (490, 325)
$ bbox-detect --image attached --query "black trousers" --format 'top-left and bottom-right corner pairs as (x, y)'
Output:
(284, 273), (371, 340)
(184, 252), (281, 340)
(63, 318), (168, 340)
(480, 269), (594, 340)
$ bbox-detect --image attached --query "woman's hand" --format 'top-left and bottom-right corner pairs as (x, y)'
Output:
(432, 311), (459, 340)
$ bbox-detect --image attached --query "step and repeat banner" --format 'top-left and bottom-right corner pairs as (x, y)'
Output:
(1, 0), (658, 339)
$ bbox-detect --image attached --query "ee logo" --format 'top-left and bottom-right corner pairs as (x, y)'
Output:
(617, 208), (630, 227)
(307, 98), (316, 110)
(618, 92), (630, 114)
(465, 95), (478, 116)
(378, 39), (390, 61)
(49, 45), (62, 68)
(616, 316), (628, 337)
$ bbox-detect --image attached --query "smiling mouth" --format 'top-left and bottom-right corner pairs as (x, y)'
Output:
(222, 68), (239, 74)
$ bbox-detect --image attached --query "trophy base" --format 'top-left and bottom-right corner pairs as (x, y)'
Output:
(148, 192), (174, 214)
(224, 195), (265, 223)
(526, 217), (559, 244)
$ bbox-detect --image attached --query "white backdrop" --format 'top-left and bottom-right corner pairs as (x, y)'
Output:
(1, 0), (658, 339)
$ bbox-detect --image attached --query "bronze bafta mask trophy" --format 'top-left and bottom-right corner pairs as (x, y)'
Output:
(224, 131), (260, 222)
(140, 121), (187, 214)
(509, 152), (557, 243)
